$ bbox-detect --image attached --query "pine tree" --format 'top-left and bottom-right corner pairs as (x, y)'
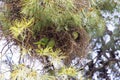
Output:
(1, 0), (114, 80)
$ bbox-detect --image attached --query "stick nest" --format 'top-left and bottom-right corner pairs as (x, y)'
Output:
(1, 0), (90, 65)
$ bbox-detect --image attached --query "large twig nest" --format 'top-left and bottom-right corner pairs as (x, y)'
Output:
(1, 0), (90, 65)
(34, 26), (89, 65)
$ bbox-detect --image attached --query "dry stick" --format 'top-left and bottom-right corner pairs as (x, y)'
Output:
(83, 54), (120, 77)
(9, 48), (14, 59)
(0, 41), (10, 54)
(0, 39), (12, 59)
(117, 62), (120, 68)
(0, 32), (3, 40)
(0, 40), (12, 75)
(0, 44), (13, 59)
(18, 51), (22, 64)
(5, 55), (13, 72)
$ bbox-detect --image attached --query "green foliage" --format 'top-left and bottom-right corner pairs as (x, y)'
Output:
(95, 0), (117, 11)
(0, 12), (11, 34)
(34, 37), (49, 46)
(10, 63), (80, 80)
(10, 18), (34, 39)
(21, 0), (82, 32)
(72, 31), (79, 40)
(58, 67), (78, 77)
(36, 47), (66, 61)
(11, 64), (37, 80)
(11, 64), (55, 80)
(35, 38), (55, 48)
(39, 74), (56, 80)
(10, 48), (81, 80)
(0, 0), (106, 38)
(81, 8), (105, 37)
(47, 38), (55, 48)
